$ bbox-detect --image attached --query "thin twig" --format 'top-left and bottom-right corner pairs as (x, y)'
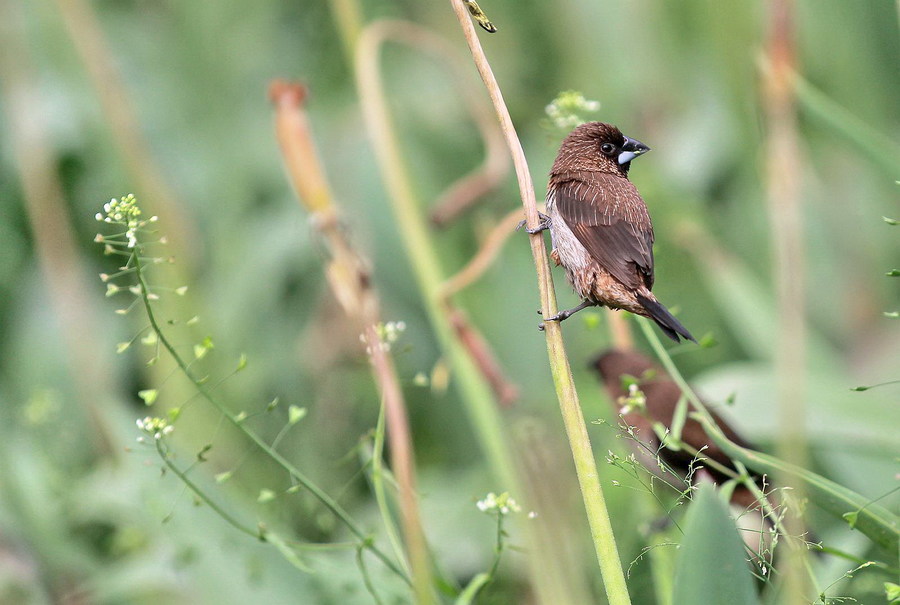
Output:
(444, 304), (519, 406)
(439, 207), (533, 298)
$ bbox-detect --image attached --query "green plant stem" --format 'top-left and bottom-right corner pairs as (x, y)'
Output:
(763, 8), (811, 598)
(371, 402), (412, 578)
(357, 545), (387, 605)
(356, 20), (517, 491)
(131, 252), (411, 586)
(455, 514), (505, 604)
(155, 439), (260, 539)
(637, 318), (830, 592)
(445, 3), (631, 603)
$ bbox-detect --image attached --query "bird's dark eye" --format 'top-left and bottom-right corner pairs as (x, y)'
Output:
(600, 143), (615, 155)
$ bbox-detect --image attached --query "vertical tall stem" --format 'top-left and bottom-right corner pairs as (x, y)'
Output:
(445, 3), (631, 603)
(763, 0), (811, 600)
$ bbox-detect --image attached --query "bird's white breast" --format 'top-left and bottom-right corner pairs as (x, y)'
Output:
(547, 190), (592, 273)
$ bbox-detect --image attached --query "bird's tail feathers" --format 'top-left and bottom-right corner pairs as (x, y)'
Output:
(636, 294), (696, 343)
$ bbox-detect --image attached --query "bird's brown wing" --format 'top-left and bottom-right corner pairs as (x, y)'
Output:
(553, 173), (655, 290)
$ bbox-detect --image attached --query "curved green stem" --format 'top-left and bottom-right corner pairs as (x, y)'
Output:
(155, 439), (260, 539)
(132, 252), (411, 586)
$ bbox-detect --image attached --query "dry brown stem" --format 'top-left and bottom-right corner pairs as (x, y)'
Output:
(269, 81), (433, 603)
(444, 304), (519, 407)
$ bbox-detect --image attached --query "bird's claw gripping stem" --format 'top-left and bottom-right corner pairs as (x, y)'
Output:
(517, 212), (551, 235)
(536, 300), (596, 331)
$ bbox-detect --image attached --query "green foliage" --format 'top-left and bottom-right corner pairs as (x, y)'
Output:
(671, 484), (759, 605)
(705, 423), (900, 554)
(1, 0), (898, 602)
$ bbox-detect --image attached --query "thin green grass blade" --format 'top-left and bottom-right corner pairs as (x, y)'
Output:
(701, 417), (899, 553)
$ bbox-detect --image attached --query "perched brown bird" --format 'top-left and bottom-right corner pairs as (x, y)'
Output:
(592, 349), (763, 511)
(528, 122), (694, 342)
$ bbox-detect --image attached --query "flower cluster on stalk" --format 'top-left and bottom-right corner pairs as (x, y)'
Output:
(476, 491), (521, 516)
(136, 416), (173, 440)
(95, 193), (157, 249)
(545, 90), (601, 130)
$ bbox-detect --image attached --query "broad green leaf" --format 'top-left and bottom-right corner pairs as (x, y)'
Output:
(701, 417), (899, 553)
(672, 484), (759, 605)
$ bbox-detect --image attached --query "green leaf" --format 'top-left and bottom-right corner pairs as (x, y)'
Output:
(697, 332), (718, 348)
(288, 405), (307, 425)
(701, 418), (900, 553)
(886, 270), (900, 277)
(455, 572), (491, 605)
(885, 311), (899, 318)
(266, 397), (280, 412)
(215, 471), (232, 484)
(257, 489), (276, 503)
(885, 582), (900, 603)
(672, 484), (759, 605)
(884, 216), (899, 226)
(194, 335), (215, 359)
(236, 353), (248, 372)
(196, 444), (212, 462)
(137, 389), (158, 405)
(669, 394), (689, 443)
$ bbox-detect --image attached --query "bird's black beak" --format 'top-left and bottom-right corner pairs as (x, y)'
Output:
(618, 136), (651, 165)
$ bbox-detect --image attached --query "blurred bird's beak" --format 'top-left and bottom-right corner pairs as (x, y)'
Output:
(618, 137), (651, 165)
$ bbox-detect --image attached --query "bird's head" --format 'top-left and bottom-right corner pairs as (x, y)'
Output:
(551, 122), (650, 177)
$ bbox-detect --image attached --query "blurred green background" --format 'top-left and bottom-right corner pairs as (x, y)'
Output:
(1, 0), (898, 603)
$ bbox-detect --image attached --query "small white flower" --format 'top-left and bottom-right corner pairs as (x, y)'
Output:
(136, 416), (173, 440)
(476, 491), (521, 516)
(476, 492), (498, 512)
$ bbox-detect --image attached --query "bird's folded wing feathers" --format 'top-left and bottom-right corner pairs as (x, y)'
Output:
(553, 173), (655, 290)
